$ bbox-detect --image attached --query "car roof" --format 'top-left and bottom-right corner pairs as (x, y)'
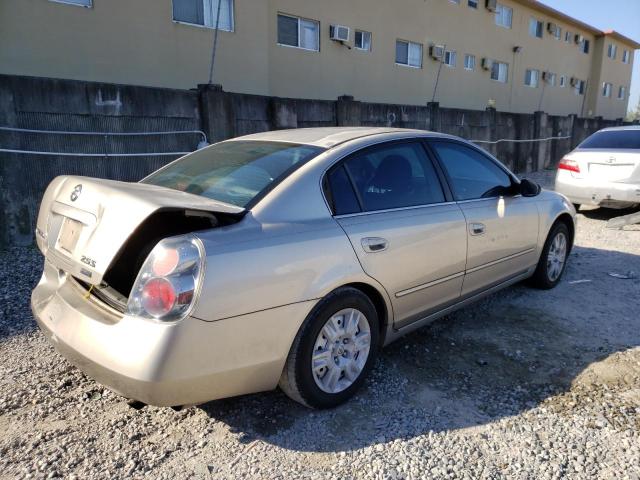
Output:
(599, 126), (640, 132)
(233, 127), (446, 149)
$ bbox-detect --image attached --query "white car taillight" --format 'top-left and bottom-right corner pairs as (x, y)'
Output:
(126, 236), (205, 322)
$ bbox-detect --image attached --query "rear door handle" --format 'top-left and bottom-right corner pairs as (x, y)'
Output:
(469, 223), (486, 236)
(361, 237), (388, 253)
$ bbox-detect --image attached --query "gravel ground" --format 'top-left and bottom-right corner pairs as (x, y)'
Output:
(1, 170), (639, 479)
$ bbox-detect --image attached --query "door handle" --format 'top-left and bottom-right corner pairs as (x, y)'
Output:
(361, 237), (388, 253)
(469, 223), (486, 236)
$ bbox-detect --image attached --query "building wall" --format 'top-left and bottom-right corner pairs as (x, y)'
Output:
(0, 0), (636, 119)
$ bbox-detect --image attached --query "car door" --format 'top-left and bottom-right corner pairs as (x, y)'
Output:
(324, 140), (467, 328)
(429, 140), (539, 297)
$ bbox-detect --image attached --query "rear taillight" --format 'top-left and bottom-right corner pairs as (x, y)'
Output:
(558, 158), (580, 173)
(126, 236), (204, 321)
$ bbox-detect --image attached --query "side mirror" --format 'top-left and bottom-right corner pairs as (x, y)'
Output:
(519, 178), (541, 197)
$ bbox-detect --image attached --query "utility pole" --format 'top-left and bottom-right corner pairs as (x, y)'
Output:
(208, 0), (223, 85)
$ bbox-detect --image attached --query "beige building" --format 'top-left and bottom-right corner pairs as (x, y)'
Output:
(1, 0), (638, 119)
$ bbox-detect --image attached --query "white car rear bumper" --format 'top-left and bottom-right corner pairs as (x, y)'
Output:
(555, 171), (640, 207)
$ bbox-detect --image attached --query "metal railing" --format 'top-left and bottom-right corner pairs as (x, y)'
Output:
(0, 126), (208, 157)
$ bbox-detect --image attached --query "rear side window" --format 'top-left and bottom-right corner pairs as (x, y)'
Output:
(579, 130), (640, 149)
(326, 166), (360, 215)
(431, 141), (512, 201)
(340, 142), (445, 212)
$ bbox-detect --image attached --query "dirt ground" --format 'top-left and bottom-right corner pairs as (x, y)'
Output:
(0, 170), (639, 479)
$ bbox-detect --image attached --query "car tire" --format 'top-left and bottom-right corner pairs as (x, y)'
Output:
(279, 287), (380, 409)
(529, 222), (570, 290)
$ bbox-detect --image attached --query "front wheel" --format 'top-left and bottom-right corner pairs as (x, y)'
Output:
(529, 222), (570, 289)
(279, 287), (379, 409)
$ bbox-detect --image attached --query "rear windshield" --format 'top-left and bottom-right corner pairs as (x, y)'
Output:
(143, 141), (323, 208)
(579, 130), (640, 150)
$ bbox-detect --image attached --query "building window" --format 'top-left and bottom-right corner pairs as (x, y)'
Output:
(464, 54), (476, 71)
(622, 50), (630, 64)
(618, 86), (627, 100)
(396, 40), (423, 68)
(564, 31), (571, 43)
(172, 0), (234, 31)
(559, 75), (566, 87)
(529, 18), (543, 38)
(444, 50), (457, 67)
(49, 0), (92, 6)
(580, 39), (590, 54)
(491, 61), (509, 83)
(602, 82), (612, 98)
(574, 79), (585, 96)
(468, 0), (478, 8)
(449, 0), (461, 3)
(524, 69), (539, 87)
(495, 4), (512, 29)
(607, 43), (617, 59)
(355, 30), (372, 51)
(277, 14), (320, 51)
(554, 26), (562, 40)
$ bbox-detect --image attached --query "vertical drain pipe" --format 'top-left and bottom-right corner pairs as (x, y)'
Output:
(208, 0), (224, 85)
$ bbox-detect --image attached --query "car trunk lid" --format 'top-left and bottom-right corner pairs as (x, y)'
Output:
(37, 175), (244, 285)
(568, 150), (640, 182)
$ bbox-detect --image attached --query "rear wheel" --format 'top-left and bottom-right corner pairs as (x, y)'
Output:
(279, 287), (379, 408)
(529, 222), (570, 289)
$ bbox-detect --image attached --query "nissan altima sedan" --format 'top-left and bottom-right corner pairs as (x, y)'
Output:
(32, 128), (575, 409)
(555, 126), (640, 210)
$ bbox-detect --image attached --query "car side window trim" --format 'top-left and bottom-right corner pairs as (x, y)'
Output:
(322, 138), (450, 216)
(426, 138), (518, 202)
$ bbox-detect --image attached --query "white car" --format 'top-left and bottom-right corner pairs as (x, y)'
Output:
(555, 126), (640, 210)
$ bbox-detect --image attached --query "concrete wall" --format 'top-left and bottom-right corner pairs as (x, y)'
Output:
(0, 74), (627, 247)
(1, 0), (636, 119)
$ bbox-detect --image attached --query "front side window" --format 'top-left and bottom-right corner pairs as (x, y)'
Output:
(338, 142), (445, 212)
(144, 141), (323, 208)
(529, 18), (543, 38)
(602, 82), (612, 98)
(431, 142), (512, 201)
(396, 40), (423, 68)
(172, 0), (234, 31)
(444, 50), (457, 67)
(464, 54), (476, 71)
(355, 30), (372, 51)
(277, 14), (320, 51)
(524, 69), (539, 87)
(495, 4), (512, 28)
(491, 61), (509, 83)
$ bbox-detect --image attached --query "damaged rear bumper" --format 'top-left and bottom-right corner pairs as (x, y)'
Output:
(31, 260), (315, 407)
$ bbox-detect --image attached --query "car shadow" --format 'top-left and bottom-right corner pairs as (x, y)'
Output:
(198, 245), (640, 452)
(578, 205), (639, 222)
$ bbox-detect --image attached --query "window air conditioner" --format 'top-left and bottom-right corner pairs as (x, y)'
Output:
(485, 0), (498, 12)
(481, 58), (493, 70)
(329, 25), (350, 42)
(429, 45), (445, 60)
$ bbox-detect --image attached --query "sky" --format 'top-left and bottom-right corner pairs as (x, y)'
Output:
(538, 0), (640, 115)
